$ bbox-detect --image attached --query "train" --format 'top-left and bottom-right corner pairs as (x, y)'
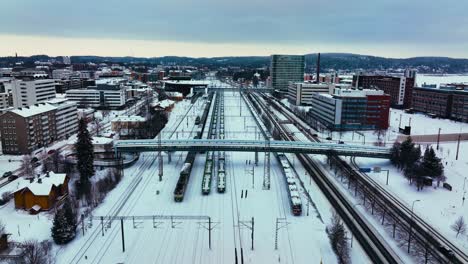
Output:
(277, 153), (302, 216)
(217, 92), (226, 193)
(201, 93), (219, 195)
(174, 93), (214, 202)
(202, 151), (214, 194)
(174, 151), (196, 202)
(217, 151), (226, 192)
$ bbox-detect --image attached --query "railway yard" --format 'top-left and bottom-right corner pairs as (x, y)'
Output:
(52, 80), (468, 264)
(57, 82), (343, 264)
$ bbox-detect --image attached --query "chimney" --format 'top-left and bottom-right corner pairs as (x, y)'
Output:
(38, 178), (42, 184)
(316, 53), (321, 84)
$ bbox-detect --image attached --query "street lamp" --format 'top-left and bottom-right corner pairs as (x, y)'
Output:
(408, 199), (421, 253)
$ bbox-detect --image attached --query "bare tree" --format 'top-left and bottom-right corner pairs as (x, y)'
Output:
(0, 219), (5, 235)
(20, 155), (35, 177)
(20, 240), (52, 264)
(49, 151), (64, 173)
(92, 118), (103, 136)
(451, 216), (466, 238)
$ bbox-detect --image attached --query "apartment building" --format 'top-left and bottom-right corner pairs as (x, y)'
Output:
(0, 103), (57, 154)
(47, 98), (78, 139)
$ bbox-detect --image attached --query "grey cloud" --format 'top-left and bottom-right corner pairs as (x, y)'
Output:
(1, 0), (467, 46)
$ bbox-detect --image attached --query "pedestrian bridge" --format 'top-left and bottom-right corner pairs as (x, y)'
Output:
(193, 87), (273, 93)
(114, 139), (391, 158)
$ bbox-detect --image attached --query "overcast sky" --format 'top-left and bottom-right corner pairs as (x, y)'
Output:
(0, 0), (467, 58)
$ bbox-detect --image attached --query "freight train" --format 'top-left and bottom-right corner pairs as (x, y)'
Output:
(277, 153), (302, 215)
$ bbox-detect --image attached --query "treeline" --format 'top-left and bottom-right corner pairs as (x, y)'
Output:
(390, 137), (445, 190)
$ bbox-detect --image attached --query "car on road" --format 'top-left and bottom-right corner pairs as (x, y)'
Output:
(326, 137), (332, 140)
(8, 175), (18, 182)
(2, 171), (13, 178)
(338, 141), (344, 144)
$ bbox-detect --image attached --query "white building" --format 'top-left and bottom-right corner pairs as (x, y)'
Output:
(66, 86), (126, 108)
(8, 79), (57, 108)
(47, 98), (78, 139)
(287, 82), (334, 106)
(52, 69), (74, 79)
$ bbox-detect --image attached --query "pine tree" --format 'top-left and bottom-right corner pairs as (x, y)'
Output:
(390, 142), (401, 168)
(399, 137), (421, 170)
(51, 206), (76, 245)
(63, 199), (77, 231)
(75, 118), (94, 198)
(420, 147), (444, 179)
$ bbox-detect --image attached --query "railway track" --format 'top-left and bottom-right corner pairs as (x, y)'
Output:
(262, 93), (468, 264)
(246, 92), (402, 264)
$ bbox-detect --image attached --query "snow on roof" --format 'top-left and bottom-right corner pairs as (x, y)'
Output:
(111, 115), (146, 122)
(10, 103), (57, 118)
(14, 172), (67, 196)
(92, 137), (114, 145)
(164, 80), (209, 86)
(153, 99), (175, 109)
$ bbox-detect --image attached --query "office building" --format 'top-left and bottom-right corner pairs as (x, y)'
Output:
(287, 82), (333, 105)
(412, 85), (468, 122)
(270, 55), (305, 94)
(352, 72), (415, 108)
(66, 83), (127, 108)
(308, 88), (390, 130)
(7, 79), (57, 108)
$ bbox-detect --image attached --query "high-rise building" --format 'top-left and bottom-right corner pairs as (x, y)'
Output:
(270, 55), (305, 95)
(7, 79), (57, 108)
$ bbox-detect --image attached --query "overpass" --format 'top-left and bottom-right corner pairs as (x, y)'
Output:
(193, 86), (273, 93)
(114, 139), (391, 158)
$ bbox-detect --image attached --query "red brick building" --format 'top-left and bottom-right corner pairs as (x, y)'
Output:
(353, 74), (415, 108)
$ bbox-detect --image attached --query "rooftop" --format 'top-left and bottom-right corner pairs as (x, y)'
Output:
(14, 172), (67, 196)
(10, 103), (57, 118)
(111, 115), (146, 122)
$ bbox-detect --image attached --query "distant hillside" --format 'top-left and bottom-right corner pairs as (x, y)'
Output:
(1, 53), (468, 73)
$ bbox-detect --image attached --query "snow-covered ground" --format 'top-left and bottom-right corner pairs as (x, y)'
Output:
(318, 96), (468, 252)
(52, 82), (348, 263)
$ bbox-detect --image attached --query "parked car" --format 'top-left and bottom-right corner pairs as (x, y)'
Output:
(2, 171), (13, 178)
(338, 141), (345, 144)
(312, 134), (318, 137)
(326, 137), (332, 140)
